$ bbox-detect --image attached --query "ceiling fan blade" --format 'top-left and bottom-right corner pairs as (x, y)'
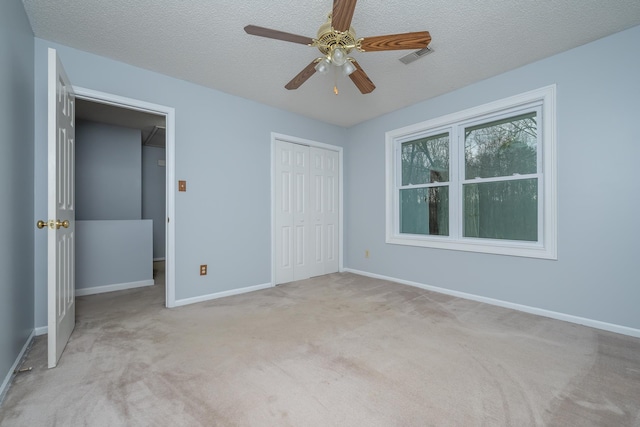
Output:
(348, 60), (375, 94)
(359, 31), (431, 52)
(244, 25), (313, 45)
(285, 61), (318, 90)
(332, 0), (358, 32)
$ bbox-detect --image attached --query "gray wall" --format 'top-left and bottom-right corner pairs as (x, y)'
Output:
(346, 25), (640, 330)
(76, 220), (153, 290)
(76, 120), (142, 220)
(142, 146), (166, 259)
(0, 0), (34, 394)
(33, 38), (348, 327)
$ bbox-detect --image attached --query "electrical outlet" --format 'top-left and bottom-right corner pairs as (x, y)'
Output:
(200, 264), (207, 275)
(365, 250), (370, 258)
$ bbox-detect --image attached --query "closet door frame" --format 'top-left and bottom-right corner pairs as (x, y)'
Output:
(271, 133), (343, 286)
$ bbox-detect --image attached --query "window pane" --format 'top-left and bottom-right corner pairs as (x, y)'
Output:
(465, 112), (537, 179)
(463, 179), (537, 241)
(401, 133), (449, 185)
(400, 187), (449, 236)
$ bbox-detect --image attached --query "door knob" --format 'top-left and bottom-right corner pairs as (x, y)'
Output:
(36, 219), (70, 229)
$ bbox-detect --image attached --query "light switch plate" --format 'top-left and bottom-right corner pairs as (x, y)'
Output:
(178, 180), (186, 192)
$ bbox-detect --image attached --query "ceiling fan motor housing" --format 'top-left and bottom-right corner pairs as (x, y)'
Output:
(314, 14), (359, 55)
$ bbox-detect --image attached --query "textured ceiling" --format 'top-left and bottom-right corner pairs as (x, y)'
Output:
(22, 0), (640, 127)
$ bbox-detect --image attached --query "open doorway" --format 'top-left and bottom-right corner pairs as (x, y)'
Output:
(72, 88), (176, 307)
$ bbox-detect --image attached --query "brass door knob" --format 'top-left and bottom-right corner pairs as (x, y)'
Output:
(37, 220), (70, 229)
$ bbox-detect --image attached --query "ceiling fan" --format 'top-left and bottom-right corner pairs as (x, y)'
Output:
(244, 0), (431, 94)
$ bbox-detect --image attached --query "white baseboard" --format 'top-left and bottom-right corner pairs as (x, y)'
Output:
(344, 268), (640, 339)
(0, 330), (34, 404)
(76, 279), (155, 297)
(34, 326), (48, 336)
(174, 282), (273, 307)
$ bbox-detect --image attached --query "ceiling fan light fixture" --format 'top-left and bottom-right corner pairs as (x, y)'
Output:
(330, 47), (347, 66)
(343, 60), (356, 76)
(315, 57), (331, 74)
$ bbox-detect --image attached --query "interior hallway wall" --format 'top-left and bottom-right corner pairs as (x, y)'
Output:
(76, 120), (142, 220)
(142, 145), (166, 260)
(0, 0), (35, 395)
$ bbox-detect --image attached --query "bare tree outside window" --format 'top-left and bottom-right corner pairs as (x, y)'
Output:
(463, 113), (538, 241)
(400, 133), (449, 235)
(387, 85), (556, 258)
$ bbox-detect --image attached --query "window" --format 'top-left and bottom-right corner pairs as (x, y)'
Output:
(386, 86), (557, 259)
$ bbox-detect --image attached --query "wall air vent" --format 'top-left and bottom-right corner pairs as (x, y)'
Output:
(399, 46), (434, 65)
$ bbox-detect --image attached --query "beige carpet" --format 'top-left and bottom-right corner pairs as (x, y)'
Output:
(1, 264), (640, 426)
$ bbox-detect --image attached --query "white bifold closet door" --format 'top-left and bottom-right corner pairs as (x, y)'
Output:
(309, 146), (339, 277)
(275, 140), (339, 285)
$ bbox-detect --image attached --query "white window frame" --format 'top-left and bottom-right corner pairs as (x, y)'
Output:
(385, 85), (557, 259)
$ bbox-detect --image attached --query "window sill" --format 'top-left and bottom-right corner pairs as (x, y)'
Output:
(386, 234), (557, 260)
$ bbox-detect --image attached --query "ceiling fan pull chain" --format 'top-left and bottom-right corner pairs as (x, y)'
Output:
(333, 66), (339, 95)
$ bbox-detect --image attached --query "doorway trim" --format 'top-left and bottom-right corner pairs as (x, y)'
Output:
(270, 132), (344, 286)
(74, 86), (177, 307)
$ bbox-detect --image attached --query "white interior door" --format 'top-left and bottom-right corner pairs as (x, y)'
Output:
(275, 139), (340, 284)
(309, 147), (339, 277)
(275, 140), (310, 284)
(292, 144), (310, 281)
(324, 149), (340, 274)
(47, 48), (76, 368)
(309, 148), (324, 278)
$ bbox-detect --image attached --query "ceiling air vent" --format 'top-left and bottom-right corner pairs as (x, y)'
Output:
(142, 125), (166, 148)
(399, 46), (434, 65)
